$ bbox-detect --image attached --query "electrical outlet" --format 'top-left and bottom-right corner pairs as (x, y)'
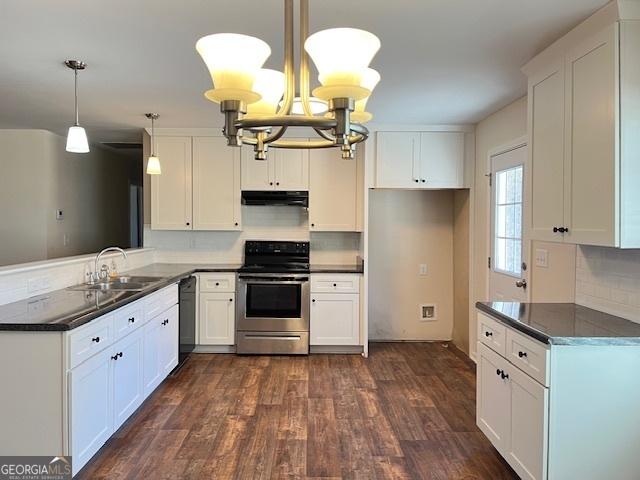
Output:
(419, 264), (428, 276)
(420, 304), (437, 321)
(55, 209), (64, 220)
(63, 234), (70, 246)
(535, 248), (549, 268)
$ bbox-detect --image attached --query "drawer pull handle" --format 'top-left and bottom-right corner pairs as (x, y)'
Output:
(92, 336), (100, 343)
(518, 351), (527, 358)
(128, 317), (135, 323)
(484, 331), (493, 337)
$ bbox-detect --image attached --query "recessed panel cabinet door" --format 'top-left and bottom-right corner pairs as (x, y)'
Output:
(199, 292), (235, 345)
(420, 132), (464, 188)
(111, 327), (144, 431)
(375, 131), (421, 188)
(273, 148), (309, 190)
(159, 304), (179, 375)
(565, 25), (618, 246)
(70, 349), (113, 475)
(241, 146), (275, 190)
(143, 316), (163, 396)
(528, 61), (566, 242)
(192, 137), (241, 230)
(151, 136), (192, 230)
(476, 343), (511, 453)
(309, 148), (358, 231)
(310, 293), (360, 345)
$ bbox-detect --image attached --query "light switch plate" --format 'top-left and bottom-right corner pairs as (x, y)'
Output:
(419, 264), (428, 276)
(535, 248), (549, 268)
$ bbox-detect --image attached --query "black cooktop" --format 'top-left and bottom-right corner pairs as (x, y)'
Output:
(240, 240), (310, 274)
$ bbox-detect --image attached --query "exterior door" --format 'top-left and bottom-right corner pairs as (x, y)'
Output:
(489, 144), (528, 302)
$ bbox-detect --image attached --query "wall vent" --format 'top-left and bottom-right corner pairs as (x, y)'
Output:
(420, 304), (437, 321)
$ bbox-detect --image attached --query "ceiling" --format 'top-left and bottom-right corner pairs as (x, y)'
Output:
(0, 0), (607, 144)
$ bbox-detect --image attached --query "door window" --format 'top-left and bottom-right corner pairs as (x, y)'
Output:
(493, 165), (523, 277)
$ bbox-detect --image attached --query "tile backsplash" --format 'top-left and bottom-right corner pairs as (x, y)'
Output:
(576, 246), (640, 323)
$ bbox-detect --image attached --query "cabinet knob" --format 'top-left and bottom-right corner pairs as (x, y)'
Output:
(186, 222), (190, 226)
(270, 182), (274, 186)
(92, 336), (100, 343)
(276, 182), (280, 186)
(118, 352), (123, 358)
(421, 179), (426, 183)
(128, 317), (135, 323)
(312, 299), (315, 303)
(235, 222), (239, 226)
(484, 331), (493, 337)
(111, 354), (119, 361)
(518, 351), (527, 358)
(215, 282), (219, 286)
(414, 179), (419, 183)
(501, 371), (509, 380)
(229, 298), (233, 302)
(311, 223), (315, 227)
(496, 369), (501, 376)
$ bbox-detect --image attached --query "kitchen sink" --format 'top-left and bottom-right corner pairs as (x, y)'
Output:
(68, 275), (164, 292)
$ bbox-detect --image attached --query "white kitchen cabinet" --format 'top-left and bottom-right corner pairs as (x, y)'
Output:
(159, 304), (179, 376)
(310, 293), (360, 346)
(375, 131), (465, 189)
(309, 147), (360, 232)
(111, 326), (144, 430)
(151, 136), (192, 230)
(192, 136), (241, 230)
(525, 21), (640, 247)
(199, 292), (235, 345)
(241, 146), (309, 191)
(142, 312), (163, 396)
(70, 348), (113, 473)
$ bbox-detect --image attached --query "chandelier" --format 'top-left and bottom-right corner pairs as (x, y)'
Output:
(195, 0), (381, 160)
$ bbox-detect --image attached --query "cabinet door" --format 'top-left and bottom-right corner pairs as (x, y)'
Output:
(159, 304), (179, 376)
(273, 148), (309, 190)
(111, 328), (144, 431)
(199, 292), (235, 345)
(507, 366), (548, 480)
(70, 349), (113, 475)
(241, 147), (275, 190)
(143, 316), (163, 396)
(528, 61), (566, 242)
(375, 131), (421, 188)
(310, 293), (359, 346)
(476, 343), (510, 453)
(565, 25), (618, 246)
(309, 148), (358, 231)
(192, 137), (241, 230)
(151, 136), (192, 230)
(419, 132), (464, 188)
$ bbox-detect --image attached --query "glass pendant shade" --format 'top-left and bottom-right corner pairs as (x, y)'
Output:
(245, 69), (286, 117)
(146, 155), (161, 175)
(65, 126), (90, 153)
(351, 68), (380, 123)
(305, 28), (380, 101)
(196, 33), (271, 104)
(286, 96), (329, 115)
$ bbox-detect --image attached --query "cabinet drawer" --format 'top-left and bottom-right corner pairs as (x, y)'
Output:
(506, 328), (550, 386)
(68, 314), (113, 369)
(199, 273), (236, 293)
(144, 284), (178, 321)
(311, 274), (360, 293)
(478, 312), (507, 357)
(113, 301), (145, 341)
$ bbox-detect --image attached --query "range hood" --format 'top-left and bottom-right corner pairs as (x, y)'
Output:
(241, 190), (308, 207)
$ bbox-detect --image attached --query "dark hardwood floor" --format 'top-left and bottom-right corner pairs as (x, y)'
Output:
(78, 342), (518, 479)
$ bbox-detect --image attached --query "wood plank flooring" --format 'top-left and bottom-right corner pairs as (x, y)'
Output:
(78, 342), (518, 479)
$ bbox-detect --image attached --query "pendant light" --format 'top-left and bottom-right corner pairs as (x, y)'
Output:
(145, 113), (161, 175)
(64, 60), (90, 153)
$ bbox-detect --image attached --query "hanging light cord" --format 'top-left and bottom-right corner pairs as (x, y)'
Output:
(150, 116), (156, 156)
(73, 67), (79, 126)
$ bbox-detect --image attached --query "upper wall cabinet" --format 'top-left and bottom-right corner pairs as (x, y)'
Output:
(150, 136), (241, 231)
(526, 21), (640, 247)
(241, 147), (309, 191)
(151, 136), (192, 230)
(309, 147), (363, 232)
(375, 131), (465, 189)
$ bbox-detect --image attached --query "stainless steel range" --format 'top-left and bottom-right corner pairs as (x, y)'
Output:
(236, 241), (310, 355)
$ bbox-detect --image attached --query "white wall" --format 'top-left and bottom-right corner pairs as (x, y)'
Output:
(145, 205), (362, 265)
(368, 190), (454, 341)
(0, 129), (135, 266)
(576, 246), (640, 323)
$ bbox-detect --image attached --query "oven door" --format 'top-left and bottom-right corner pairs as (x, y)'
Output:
(237, 275), (310, 332)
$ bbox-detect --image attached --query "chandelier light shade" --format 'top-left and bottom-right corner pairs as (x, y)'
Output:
(65, 125), (90, 153)
(196, 33), (271, 104)
(64, 60), (90, 154)
(306, 28), (380, 101)
(351, 68), (381, 123)
(195, 0), (380, 159)
(145, 113), (161, 175)
(246, 69), (286, 118)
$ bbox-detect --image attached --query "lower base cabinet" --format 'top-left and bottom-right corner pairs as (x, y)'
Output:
(112, 327), (145, 431)
(198, 292), (235, 345)
(310, 293), (360, 345)
(144, 304), (179, 395)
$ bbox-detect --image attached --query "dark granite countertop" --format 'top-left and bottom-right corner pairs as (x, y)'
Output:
(477, 301), (640, 346)
(0, 262), (362, 332)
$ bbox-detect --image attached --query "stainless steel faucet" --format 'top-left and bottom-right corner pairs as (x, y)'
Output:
(90, 247), (128, 283)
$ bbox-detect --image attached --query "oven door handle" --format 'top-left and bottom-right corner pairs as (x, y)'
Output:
(238, 275), (309, 283)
